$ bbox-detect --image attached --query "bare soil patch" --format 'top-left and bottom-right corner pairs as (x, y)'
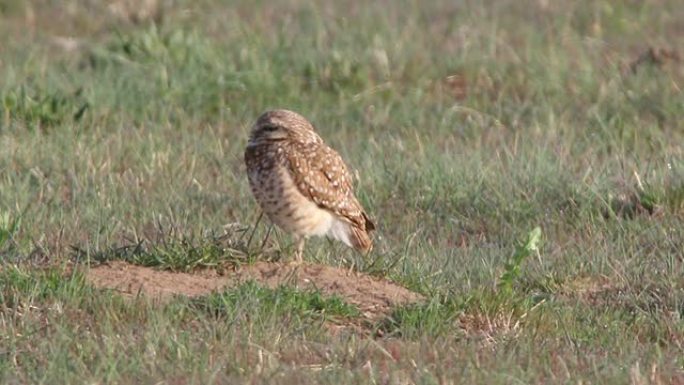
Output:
(86, 260), (423, 322)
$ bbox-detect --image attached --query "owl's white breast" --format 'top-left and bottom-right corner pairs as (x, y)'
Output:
(249, 164), (352, 247)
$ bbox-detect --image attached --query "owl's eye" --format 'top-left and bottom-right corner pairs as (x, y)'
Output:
(262, 124), (279, 132)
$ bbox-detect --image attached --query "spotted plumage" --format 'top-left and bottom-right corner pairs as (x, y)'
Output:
(244, 109), (375, 262)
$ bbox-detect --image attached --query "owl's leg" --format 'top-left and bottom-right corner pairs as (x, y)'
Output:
(294, 237), (305, 264)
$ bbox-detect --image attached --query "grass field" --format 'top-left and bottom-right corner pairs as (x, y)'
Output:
(1, 0), (684, 383)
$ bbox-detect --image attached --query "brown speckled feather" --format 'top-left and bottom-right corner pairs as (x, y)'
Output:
(284, 141), (375, 234)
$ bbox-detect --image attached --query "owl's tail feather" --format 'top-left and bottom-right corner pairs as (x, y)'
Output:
(362, 212), (375, 232)
(350, 225), (373, 253)
(329, 213), (375, 253)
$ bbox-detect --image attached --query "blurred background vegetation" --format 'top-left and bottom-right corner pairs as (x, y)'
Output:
(1, 0), (683, 383)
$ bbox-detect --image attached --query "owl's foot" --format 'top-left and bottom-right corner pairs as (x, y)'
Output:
(293, 238), (305, 264)
(286, 259), (304, 270)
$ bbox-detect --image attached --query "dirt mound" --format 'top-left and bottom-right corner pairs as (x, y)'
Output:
(86, 261), (423, 321)
(86, 260), (230, 299)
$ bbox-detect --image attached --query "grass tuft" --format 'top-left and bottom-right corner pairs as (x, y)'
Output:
(194, 280), (360, 324)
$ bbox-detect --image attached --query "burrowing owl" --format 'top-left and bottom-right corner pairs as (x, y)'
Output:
(244, 109), (375, 263)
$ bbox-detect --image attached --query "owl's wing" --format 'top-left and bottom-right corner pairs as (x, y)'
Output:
(286, 143), (374, 232)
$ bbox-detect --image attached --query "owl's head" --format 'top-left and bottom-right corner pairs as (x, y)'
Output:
(249, 109), (320, 145)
